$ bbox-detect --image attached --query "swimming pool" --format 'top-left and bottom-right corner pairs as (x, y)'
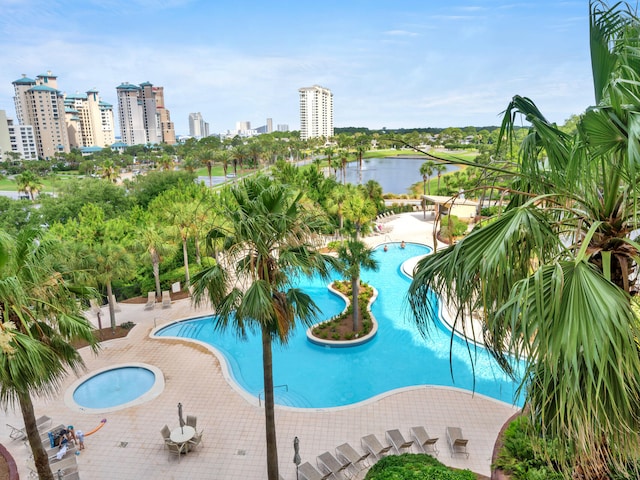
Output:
(66, 363), (165, 412)
(156, 243), (523, 408)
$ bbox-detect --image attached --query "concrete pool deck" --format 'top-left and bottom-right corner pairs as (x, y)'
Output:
(0, 212), (520, 479)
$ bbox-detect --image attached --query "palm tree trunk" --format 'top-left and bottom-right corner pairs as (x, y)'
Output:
(106, 281), (116, 332)
(182, 237), (190, 286)
(352, 276), (360, 331)
(19, 391), (55, 480)
(261, 327), (279, 480)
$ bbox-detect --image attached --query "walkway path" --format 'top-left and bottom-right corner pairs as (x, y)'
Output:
(0, 213), (519, 479)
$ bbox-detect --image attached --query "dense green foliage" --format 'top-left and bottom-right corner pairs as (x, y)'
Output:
(493, 417), (563, 480)
(364, 453), (476, 480)
(439, 215), (467, 238)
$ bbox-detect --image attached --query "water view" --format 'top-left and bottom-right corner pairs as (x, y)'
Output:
(339, 156), (459, 194)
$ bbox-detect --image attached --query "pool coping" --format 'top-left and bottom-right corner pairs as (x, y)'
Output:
(64, 362), (165, 414)
(306, 283), (379, 347)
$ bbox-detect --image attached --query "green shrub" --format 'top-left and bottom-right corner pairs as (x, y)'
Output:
(480, 205), (500, 217)
(493, 416), (563, 480)
(365, 453), (475, 479)
(440, 215), (467, 238)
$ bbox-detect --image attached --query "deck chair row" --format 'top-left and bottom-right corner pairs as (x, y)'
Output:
(298, 426), (468, 480)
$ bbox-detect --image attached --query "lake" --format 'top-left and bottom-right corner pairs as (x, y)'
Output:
(339, 156), (458, 194)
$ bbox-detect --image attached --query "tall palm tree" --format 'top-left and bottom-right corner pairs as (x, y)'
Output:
(420, 160), (435, 195)
(200, 148), (215, 187)
(434, 164), (447, 193)
(0, 229), (97, 480)
(336, 239), (379, 331)
(191, 175), (337, 480)
(99, 159), (120, 183)
(408, 2), (640, 476)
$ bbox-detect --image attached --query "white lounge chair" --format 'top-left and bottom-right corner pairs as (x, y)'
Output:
(89, 298), (101, 316)
(410, 426), (439, 456)
(144, 292), (156, 310)
(7, 415), (52, 441)
(446, 426), (469, 458)
(298, 461), (331, 480)
(162, 290), (172, 308)
(336, 442), (370, 474)
(386, 429), (414, 454)
(317, 450), (350, 477)
(361, 433), (392, 460)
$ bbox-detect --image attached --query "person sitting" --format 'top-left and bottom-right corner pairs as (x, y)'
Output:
(400, 241), (406, 249)
(66, 425), (77, 445)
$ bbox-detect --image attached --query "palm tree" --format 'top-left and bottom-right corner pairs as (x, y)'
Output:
(336, 239), (378, 331)
(420, 160), (435, 195)
(0, 229), (97, 480)
(134, 216), (173, 299)
(15, 170), (43, 200)
(408, 2), (640, 476)
(191, 175), (337, 480)
(343, 191), (377, 239)
(434, 164), (447, 193)
(339, 149), (350, 184)
(99, 159), (120, 183)
(200, 148), (215, 187)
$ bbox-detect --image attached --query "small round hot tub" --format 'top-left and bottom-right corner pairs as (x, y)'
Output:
(65, 363), (164, 413)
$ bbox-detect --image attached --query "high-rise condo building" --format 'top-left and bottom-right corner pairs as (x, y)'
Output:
(189, 112), (209, 138)
(298, 85), (333, 141)
(64, 89), (115, 149)
(116, 81), (176, 146)
(0, 110), (37, 161)
(12, 72), (70, 159)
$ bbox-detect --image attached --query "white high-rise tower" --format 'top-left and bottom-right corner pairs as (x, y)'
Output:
(299, 85), (333, 141)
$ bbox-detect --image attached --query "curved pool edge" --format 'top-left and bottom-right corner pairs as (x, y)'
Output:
(150, 317), (263, 409)
(64, 362), (165, 414)
(151, 317), (521, 412)
(306, 284), (379, 348)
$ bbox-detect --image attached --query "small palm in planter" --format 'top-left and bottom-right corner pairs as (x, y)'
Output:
(336, 239), (379, 332)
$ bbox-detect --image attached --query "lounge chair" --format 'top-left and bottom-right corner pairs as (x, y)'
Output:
(446, 427), (469, 458)
(386, 429), (414, 454)
(335, 442), (370, 473)
(166, 440), (186, 462)
(410, 426), (439, 456)
(144, 292), (156, 310)
(361, 433), (392, 460)
(298, 461), (332, 480)
(89, 298), (101, 315)
(186, 415), (197, 429)
(162, 290), (172, 308)
(317, 450), (350, 477)
(7, 415), (52, 441)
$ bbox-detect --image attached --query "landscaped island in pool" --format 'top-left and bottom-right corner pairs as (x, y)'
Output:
(155, 243), (524, 409)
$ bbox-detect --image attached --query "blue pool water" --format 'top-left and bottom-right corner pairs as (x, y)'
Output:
(73, 367), (156, 409)
(157, 243), (523, 408)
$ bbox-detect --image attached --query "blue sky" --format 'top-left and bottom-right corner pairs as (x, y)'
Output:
(0, 0), (593, 136)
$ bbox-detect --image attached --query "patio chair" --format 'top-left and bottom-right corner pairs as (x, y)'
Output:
(298, 461), (332, 480)
(361, 433), (392, 460)
(6, 423), (27, 441)
(336, 442), (370, 473)
(386, 429), (414, 454)
(188, 428), (204, 450)
(89, 298), (101, 315)
(317, 450), (350, 478)
(446, 426), (469, 458)
(160, 424), (171, 442)
(144, 291), (156, 310)
(162, 290), (172, 308)
(166, 440), (186, 462)
(410, 426), (439, 456)
(186, 415), (197, 429)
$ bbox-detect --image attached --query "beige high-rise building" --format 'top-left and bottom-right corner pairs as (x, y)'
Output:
(299, 85), (334, 141)
(117, 81), (175, 146)
(64, 90), (115, 148)
(12, 72), (70, 159)
(153, 86), (176, 145)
